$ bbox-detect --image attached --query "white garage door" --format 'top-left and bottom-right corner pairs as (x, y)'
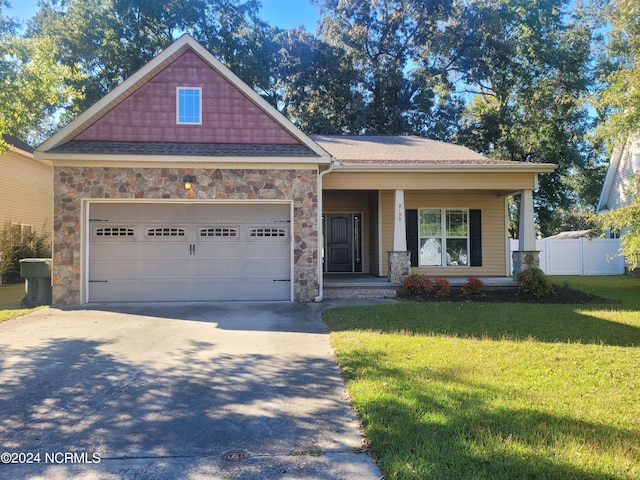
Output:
(88, 203), (291, 302)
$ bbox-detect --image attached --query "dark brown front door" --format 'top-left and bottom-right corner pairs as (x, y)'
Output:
(325, 213), (362, 273)
(326, 214), (352, 272)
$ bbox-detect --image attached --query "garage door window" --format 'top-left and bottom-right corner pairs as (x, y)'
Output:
(147, 227), (186, 237)
(199, 227), (238, 238)
(95, 227), (135, 237)
(249, 227), (287, 238)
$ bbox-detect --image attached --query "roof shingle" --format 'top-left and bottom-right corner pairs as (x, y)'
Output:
(311, 135), (516, 166)
(48, 141), (319, 157)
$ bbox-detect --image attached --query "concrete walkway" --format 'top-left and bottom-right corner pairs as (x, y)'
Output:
(0, 302), (383, 479)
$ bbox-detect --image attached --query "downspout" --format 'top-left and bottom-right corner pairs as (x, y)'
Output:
(314, 158), (336, 302)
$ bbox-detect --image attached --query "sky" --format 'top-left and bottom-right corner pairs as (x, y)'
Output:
(6, 0), (322, 31)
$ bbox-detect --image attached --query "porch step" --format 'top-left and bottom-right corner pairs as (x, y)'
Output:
(322, 282), (402, 300)
(321, 275), (517, 300)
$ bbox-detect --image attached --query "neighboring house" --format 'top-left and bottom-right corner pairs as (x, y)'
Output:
(597, 137), (640, 271)
(0, 134), (53, 241)
(597, 136), (640, 215)
(545, 230), (599, 240)
(35, 34), (555, 305)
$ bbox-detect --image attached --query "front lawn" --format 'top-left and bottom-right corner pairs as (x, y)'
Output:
(0, 283), (43, 322)
(324, 276), (640, 480)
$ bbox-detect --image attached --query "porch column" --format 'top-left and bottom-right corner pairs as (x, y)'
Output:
(388, 190), (411, 282)
(518, 189), (536, 251)
(513, 189), (540, 278)
(392, 190), (407, 251)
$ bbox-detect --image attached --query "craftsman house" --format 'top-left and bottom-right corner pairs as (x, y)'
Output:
(35, 34), (555, 304)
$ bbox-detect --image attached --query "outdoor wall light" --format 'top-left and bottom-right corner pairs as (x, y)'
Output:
(183, 174), (195, 190)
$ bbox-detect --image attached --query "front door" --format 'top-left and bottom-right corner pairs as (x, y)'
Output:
(324, 213), (362, 273)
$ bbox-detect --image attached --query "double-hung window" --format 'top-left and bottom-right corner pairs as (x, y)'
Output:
(418, 208), (469, 266)
(176, 87), (202, 124)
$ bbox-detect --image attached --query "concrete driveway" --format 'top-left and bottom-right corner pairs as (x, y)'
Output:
(0, 302), (382, 479)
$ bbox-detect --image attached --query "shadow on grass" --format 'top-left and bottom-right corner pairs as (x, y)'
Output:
(324, 302), (640, 347)
(341, 349), (639, 480)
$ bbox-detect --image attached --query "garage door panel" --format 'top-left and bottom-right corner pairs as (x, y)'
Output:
(193, 261), (240, 277)
(139, 261), (191, 277)
(90, 261), (140, 279)
(246, 252), (289, 264)
(88, 203), (291, 302)
(89, 245), (141, 262)
(89, 280), (140, 303)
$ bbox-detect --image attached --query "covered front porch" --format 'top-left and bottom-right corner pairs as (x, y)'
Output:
(314, 135), (556, 302)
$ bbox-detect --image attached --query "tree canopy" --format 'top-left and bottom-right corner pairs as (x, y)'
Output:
(0, 0), (83, 150)
(1, 0), (631, 236)
(596, 0), (640, 147)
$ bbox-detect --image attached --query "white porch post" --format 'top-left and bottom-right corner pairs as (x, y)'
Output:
(513, 189), (540, 277)
(392, 189), (407, 251)
(518, 189), (536, 251)
(389, 189), (411, 282)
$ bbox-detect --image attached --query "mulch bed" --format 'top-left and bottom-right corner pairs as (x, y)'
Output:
(400, 285), (617, 304)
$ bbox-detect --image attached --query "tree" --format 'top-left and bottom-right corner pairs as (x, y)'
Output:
(0, 222), (51, 284)
(597, 173), (640, 269)
(596, 0), (640, 147)
(441, 0), (606, 235)
(265, 27), (366, 134)
(313, 0), (457, 136)
(0, 1), (83, 148)
(545, 206), (600, 235)
(29, 0), (265, 113)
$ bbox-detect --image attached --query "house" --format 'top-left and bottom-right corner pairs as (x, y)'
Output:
(545, 230), (599, 240)
(35, 34), (556, 305)
(597, 136), (640, 272)
(0, 134), (53, 241)
(597, 136), (640, 215)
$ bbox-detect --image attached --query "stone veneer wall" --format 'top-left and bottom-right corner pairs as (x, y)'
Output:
(53, 166), (319, 304)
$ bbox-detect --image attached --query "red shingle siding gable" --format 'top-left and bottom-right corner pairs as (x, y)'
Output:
(75, 50), (299, 145)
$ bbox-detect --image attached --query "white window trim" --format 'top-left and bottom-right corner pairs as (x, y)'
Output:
(418, 208), (470, 267)
(176, 86), (202, 125)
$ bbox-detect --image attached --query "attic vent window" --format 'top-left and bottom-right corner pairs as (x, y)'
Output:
(177, 87), (202, 124)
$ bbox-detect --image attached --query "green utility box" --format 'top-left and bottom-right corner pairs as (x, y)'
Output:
(19, 258), (52, 307)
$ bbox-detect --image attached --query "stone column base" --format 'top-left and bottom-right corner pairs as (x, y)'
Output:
(512, 251), (540, 279)
(388, 251), (411, 283)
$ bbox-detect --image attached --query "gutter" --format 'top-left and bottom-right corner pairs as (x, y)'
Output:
(314, 159), (337, 302)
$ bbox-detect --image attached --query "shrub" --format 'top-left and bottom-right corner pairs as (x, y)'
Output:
(516, 267), (554, 297)
(402, 274), (432, 296)
(433, 278), (451, 297)
(0, 222), (51, 284)
(461, 277), (485, 295)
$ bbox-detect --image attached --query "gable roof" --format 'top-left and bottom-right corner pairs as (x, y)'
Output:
(2, 134), (34, 154)
(597, 145), (624, 212)
(36, 34), (330, 163)
(545, 229), (599, 240)
(312, 135), (557, 173)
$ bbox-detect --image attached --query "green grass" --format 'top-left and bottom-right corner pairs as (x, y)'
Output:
(324, 275), (640, 480)
(0, 283), (43, 321)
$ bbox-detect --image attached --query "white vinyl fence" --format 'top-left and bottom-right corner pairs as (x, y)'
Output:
(509, 238), (624, 275)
